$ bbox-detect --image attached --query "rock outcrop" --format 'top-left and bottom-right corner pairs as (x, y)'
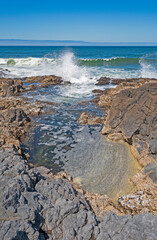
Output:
(22, 75), (70, 88)
(101, 82), (157, 165)
(0, 108), (31, 153)
(0, 76), (58, 153)
(78, 112), (105, 125)
(1, 75), (157, 239)
(93, 80), (157, 215)
(0, 148), (157, 240)
(0, 78), (24, 97)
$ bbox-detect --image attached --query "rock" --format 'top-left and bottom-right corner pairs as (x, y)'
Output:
(101, 83), (157, 159)
(22, 75), (70, 87)
(0, 149), (97, 240)
(95, 212), (157, 240)
(98, 81), (157, 214)
(0, 78), (23, 97)
(78, 112), (105, 125)
(0, 148), (157, 239)
(96, 77), (111, 85)
(0, 108), (31, 151)
(2, 108), (30, 123)
(1, 75), (157, 238)
(149, 171), (157, 183)
(149, 139), (157, 154)
(144, 162), (157, 174)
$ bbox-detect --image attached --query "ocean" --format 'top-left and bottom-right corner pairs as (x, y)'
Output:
(1, 46), (157, 197)
(1, 46), (157, 97)
(1, 46), (157, 78)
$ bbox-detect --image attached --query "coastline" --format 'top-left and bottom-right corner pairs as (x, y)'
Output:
(0, 75), (157, 239)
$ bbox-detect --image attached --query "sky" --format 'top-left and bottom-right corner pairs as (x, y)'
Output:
(0, 0), (157, 43)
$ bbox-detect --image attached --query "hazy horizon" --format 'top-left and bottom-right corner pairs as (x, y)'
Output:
(0, 39), (157, 46)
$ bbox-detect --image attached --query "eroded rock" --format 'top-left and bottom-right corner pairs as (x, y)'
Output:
(0, 78), (23, 97)
(0, 149), (157, 239)
(78, 112), (105, 125)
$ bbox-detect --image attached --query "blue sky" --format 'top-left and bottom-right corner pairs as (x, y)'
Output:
(0, 0), (157, 42)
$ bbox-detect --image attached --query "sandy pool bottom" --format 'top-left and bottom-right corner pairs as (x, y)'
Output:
(64, 128), (140, 202)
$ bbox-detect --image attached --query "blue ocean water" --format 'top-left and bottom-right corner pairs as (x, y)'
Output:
(0, 46), (157, 80)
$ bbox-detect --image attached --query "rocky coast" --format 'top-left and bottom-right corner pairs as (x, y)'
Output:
(0, 75), (157, 239)
(88, 77), (157, 214)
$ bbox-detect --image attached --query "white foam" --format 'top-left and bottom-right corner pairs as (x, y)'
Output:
(1, 51), (153, 98)
(140, 56), (157, 78)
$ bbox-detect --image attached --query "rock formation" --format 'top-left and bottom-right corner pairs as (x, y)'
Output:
(0, 76), (157, 239)
(0, 148), (157, 240)
(91, 78), (157, 215)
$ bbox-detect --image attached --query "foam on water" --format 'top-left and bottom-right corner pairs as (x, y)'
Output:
(140, 53), (157, 78)
(0, 52), (143, 81)
(1, 51), (157, 98)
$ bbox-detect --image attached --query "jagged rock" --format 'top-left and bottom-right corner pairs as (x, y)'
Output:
(97, 82), (157, 214)
(22, 75), (70, 87)
(94, 212), (157, 240)
(0, 149), (157, 239)
(78, 112), (105, 125)
(1, 75), (157, 238)
(0, 108), (31, 151)
(101, 83), (157, 160)
(96, 77), (111, 85)
(0, 78), (23, 97)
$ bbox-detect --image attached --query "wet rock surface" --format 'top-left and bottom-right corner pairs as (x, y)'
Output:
(0, 149), (157, 240)
(96, 76), (157, 86)
(22, 75), (70, 88)
(96, 77), (111, 85)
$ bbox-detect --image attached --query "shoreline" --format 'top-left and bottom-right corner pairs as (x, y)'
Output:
(0, 75), (157, 239)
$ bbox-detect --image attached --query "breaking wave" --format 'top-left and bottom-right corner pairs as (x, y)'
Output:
(140, 53), (157, 78)
(0, 56), (140, 68)
(1, 52), (157, 95)
(78, 57), (139, 66)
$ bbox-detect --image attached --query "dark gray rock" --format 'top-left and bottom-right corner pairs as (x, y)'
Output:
(149, 171), (157, 183)
(149, 139), (157, 154)
(144, 162), (157, 183)
(0, 149), (157, 239)
(95, 212), (157, 240)
(144, 162), (157, 174)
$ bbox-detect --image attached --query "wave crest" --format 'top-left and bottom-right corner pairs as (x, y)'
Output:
(0, 56), (140, 68)
(78, 57), (139, 66)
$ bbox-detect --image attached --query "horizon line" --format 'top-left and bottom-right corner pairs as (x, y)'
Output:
(0, 39), (157, 46)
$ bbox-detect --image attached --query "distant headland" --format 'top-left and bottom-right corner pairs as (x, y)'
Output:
(0, 39), (157, 46)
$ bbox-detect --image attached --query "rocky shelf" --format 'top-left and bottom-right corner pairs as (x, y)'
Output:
(0, 76), (157, 239)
